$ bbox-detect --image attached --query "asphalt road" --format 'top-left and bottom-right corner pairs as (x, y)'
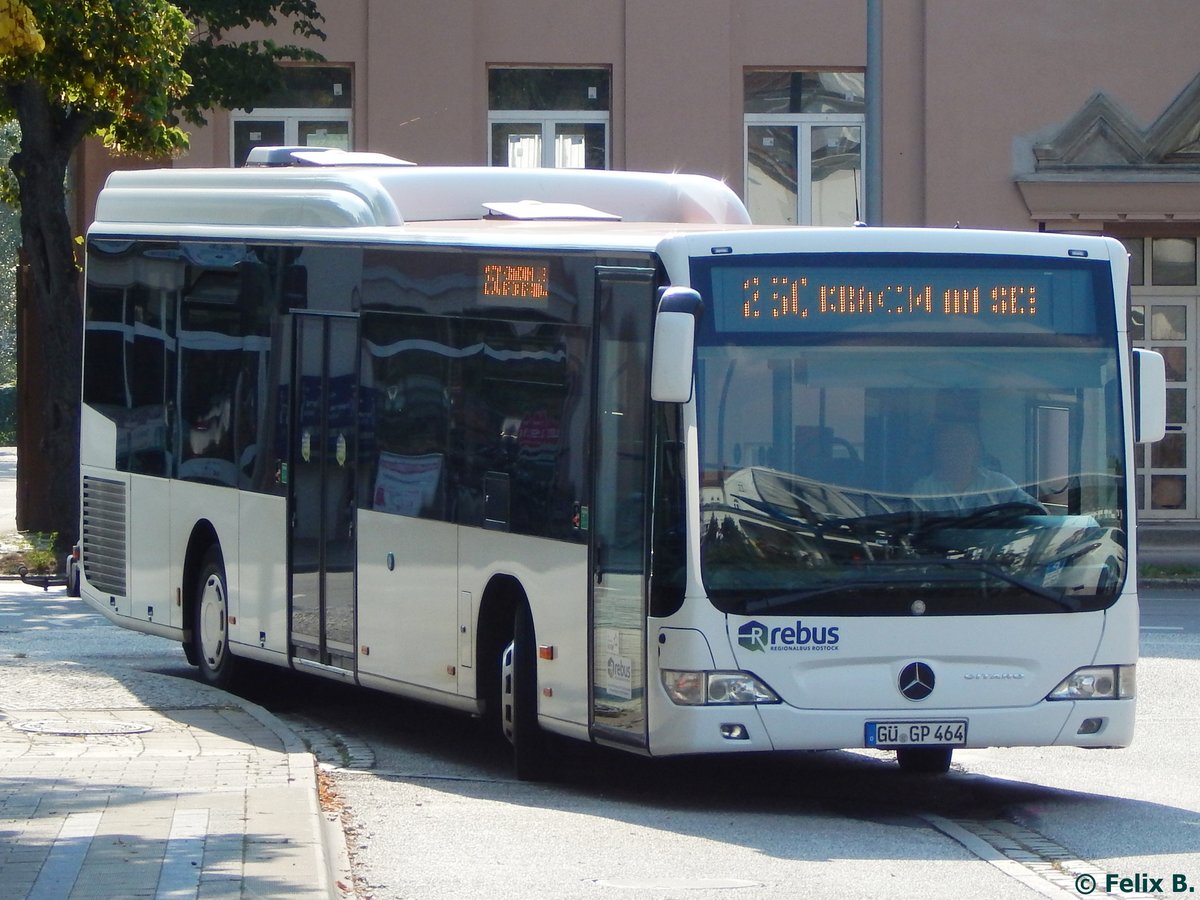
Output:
(7, 578), (1197, 899)
(218, 589), (1200, 899)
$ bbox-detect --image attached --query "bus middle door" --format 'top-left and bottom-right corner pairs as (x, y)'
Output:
(290, 313), (359, 674)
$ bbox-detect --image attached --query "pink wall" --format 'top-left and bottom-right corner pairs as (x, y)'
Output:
(919, 0), (1200, 229)
(77, 0), (1200, 233)
(625, 0), (866, 181)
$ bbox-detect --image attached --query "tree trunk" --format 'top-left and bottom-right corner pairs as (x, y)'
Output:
(8, 80), (91, 550)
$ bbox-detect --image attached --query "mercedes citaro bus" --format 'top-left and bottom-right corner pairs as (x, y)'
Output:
(79, 149), (1165, 777)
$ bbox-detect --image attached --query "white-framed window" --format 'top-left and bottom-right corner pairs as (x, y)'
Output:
(488, 67), (610, 169)
(1124, 235), (1200, 519)
(743, 69), (865, 226)
(231, 66), (353, 166)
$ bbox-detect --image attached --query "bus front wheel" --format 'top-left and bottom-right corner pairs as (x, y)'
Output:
(193, 546), (237, 690)
(500, 602), (552, 781)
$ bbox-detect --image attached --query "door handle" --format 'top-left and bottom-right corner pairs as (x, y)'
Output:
(594, 538), (606, 584)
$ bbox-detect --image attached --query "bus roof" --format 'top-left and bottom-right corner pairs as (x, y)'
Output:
(91, 165), (752, 232)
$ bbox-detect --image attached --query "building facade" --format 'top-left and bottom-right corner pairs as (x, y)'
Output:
(75, 0), (1200, 521)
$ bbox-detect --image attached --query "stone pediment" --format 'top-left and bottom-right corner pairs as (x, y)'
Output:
(1033, 93), (1148, 169)
(1032, 74), (1200, 172)
(1017, 73), (1200, 226)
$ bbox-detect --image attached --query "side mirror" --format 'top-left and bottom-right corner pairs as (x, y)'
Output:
(650, 287), (704, 403)
(1133, 348), (1166, 444)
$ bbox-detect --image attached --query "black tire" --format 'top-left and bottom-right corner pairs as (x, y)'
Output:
(66, 559), (80, 598)
(896, 746), (953, 774)
(193, 545), (237, 690)
(503, 602), (552, 781)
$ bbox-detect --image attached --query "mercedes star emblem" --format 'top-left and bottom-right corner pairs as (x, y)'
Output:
(898, 661), (935, 701)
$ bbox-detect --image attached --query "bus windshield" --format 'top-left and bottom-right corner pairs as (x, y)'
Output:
(692, 252), (1127, 617)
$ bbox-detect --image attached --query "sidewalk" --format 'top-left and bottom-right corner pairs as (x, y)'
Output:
(0, 628), (347, 899)
(0, 448), (351, 899)
(0, 614), (348, 900)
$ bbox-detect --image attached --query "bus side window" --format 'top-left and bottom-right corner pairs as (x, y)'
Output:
(361, 311), (453, 522)
(458, 319), (581, 538)
(84, 245), (180, 478)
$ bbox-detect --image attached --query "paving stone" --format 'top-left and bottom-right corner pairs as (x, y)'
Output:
(0, 583), (339, 900)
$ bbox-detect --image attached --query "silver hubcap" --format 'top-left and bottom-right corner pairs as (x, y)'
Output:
(199, 574), (226, 669)
(501, 640), (515, 745)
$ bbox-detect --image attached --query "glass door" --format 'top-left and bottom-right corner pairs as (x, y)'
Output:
(290, 314), (359, 670)
(1132, 299), (1195, 517)
(590, 268), (655, 746)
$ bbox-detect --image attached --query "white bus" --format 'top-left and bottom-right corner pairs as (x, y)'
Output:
(80, 152), (1166, 777)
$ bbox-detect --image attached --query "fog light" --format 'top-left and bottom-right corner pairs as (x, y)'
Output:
(720, 723), (750, 740)
(1077, 717), (1104, 735)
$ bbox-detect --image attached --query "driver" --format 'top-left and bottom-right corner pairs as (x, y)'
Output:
(912, 421), (1041, 512)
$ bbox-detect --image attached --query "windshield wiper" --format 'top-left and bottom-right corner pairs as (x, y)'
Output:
(820, 502), (1046, 547)
(935, 561), (1080, 611)
(848, 557), (1079, 610)
(914, 500), (1046, 536)
(743, 578), (901, 614)
(741, 558), (1079, 614)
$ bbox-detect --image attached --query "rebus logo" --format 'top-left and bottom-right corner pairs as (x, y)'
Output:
(737, 620), (840, 653)
(738, 621), (770, 652)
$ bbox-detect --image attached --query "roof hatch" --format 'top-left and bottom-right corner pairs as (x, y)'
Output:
(482, 200), (621, 221)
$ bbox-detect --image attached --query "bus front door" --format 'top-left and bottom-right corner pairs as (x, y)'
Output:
(590, 267), (654, 747)
(290, 314), (359, 672)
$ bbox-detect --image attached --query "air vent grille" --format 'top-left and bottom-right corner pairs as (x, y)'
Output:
(81, 476), (127, 596)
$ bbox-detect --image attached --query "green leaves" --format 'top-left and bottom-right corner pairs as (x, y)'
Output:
(0, 0), (326, 156)
(177, 0), (324, 41)
(0, 1), (45, 55)
(0, 1), (192, 155)
(0, 1), (331, 548)
(178, 0), (325, 126)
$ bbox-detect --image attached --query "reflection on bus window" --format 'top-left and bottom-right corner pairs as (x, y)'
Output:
(696, 338), (1126, 615)
(84, 242), (180, 476)
(362, 312), (454, 521)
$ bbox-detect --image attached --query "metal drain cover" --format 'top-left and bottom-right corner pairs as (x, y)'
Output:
(14, 719), (153, 736)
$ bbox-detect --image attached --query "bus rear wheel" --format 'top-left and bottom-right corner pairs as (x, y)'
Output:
(501, 602), (552, 781)
(193, 546), (237, 690)
(896, 747), (953, 774)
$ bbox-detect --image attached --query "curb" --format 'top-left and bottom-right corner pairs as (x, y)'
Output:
(234, 696), (358, 900)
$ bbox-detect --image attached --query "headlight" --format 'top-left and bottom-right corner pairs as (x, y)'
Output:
(660, 670), (781, 706)
(1047, 665), (1135, 700)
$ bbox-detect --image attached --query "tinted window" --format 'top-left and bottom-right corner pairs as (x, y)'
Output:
(361, 312), (456, 521)
(357, 247), (602, 540)
(84, 243), (181, 476)
(458, 317), (587, 538)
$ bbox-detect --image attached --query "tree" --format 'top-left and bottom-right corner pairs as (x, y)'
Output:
(0, 121), (19, 389)
(0, 0), (323, 548)
(0, 121), (22, 443)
